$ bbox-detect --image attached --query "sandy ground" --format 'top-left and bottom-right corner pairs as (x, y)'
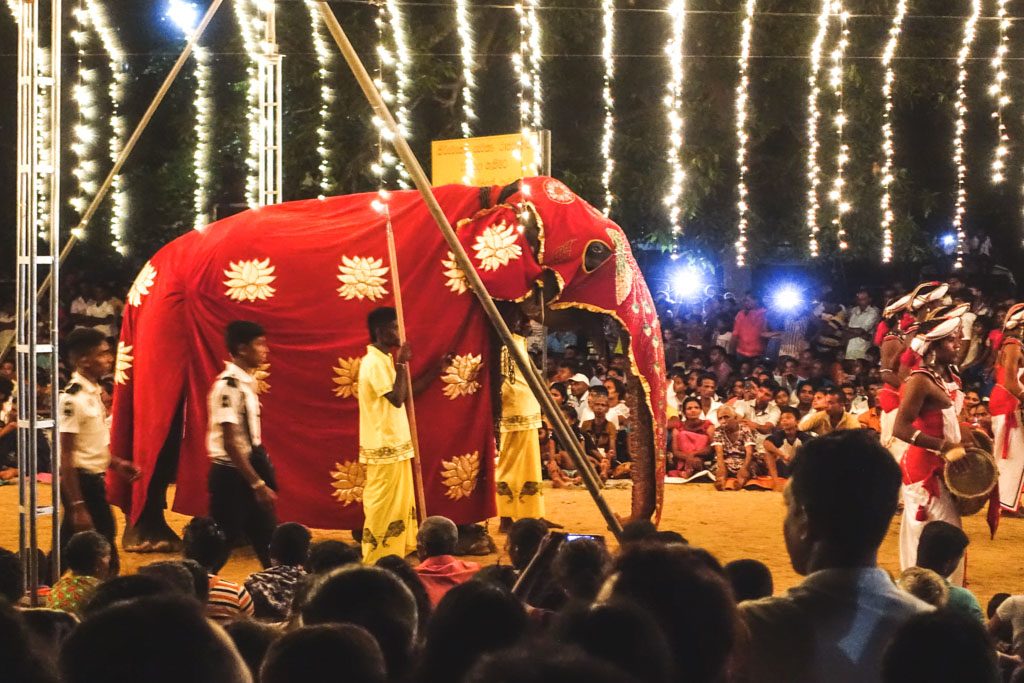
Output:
(4, 480), (1024, 607)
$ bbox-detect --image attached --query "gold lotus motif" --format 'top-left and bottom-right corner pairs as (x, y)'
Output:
(441, 251), (468, 295)
(114, 342), (133, 385)
(441, 353), (482, 399)
(331, 460), (367, 506)
(441, 451), (480, 501)
(127, 261), (156, 307)
(332, 356), (362, 398)
(473, 221), (522, 272)
(252, 363), (271, 395)
(223, 258), (277, 302)
(337, 255), (389, 302)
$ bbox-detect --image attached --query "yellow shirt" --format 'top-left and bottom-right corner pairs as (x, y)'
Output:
(357, 345), (414, 464)
(500, 335), (543, 433)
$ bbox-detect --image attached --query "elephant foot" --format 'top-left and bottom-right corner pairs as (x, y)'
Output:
(122, 514), (183, 554)
(455, 524), (496, 556)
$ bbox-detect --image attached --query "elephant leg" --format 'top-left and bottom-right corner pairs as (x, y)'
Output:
(123, 411), (183, 553)
(627, 374), (658, 524)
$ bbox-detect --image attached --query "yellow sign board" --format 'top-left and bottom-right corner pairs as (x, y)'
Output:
(431, 132), (543, 187)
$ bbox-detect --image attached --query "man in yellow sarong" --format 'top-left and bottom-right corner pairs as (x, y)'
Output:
(357, 307), (418, 563)
(496, 318), (546, 532)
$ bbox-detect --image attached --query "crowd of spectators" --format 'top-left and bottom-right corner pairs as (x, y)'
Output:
(537, 275), (1016, 491)
(2, 430), (1021, 683)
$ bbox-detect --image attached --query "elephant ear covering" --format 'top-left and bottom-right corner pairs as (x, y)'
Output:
(455, 204), (543, 302)
(109, 185), (502, 529)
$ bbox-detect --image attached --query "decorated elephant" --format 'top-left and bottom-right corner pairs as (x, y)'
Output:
(108, 176), (667, 546)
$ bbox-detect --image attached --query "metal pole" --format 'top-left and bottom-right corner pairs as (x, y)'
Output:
(48, 0), (63, 586)
(314, 2), (623, 539)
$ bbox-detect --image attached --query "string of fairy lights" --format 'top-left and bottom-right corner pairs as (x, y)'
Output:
(599, 0), (615, 216)
(9, 2), (1024, 265)
(803, 0), (830, 258)
(827, 1), (850, 251)
(990, 0), (1010, 184)
(305, 0), (335, 199)
(67, 0), (128, 252)
(454, 0), (476, 184)
(733, 0), (755, 266)
(951, 0), (981, 270)
(663, 0), (686, 251)
(234, 0), (262, 208)
(877, 0), (907, 264)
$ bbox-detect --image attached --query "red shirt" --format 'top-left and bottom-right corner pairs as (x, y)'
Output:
(414, 555), (481, 606)
(733, 308), (767, 358)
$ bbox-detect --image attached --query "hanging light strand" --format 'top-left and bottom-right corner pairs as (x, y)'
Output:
(305, 0), (335, 199)
(663, 0), (686, 246)
(234, 0), (262, 208)
(734, 0), (755, 266)
(454, 0), (476, 184)
(69, 5), (96, 236)
(386, 0), (411, 187)
(77, 0), (128, 253)
(878, 0), (907, 263)
(192, 44), (211, 228)
(990, 0), (1010, 183)
(600, 0), (616, 215)
(370, 5), (398, 213)
(804, 0), (830, 257)
(952, 0), (981, 269)
(828, 1), (850, 250)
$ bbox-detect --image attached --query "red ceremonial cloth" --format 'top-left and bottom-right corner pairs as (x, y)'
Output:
(108, 178), (668, 530)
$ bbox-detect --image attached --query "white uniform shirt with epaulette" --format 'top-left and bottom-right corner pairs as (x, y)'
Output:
(206, 361), (262, 466)
(57, 371), (110, 474)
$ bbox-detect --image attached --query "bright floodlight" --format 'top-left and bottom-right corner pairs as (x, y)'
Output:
(770, 284), (804, 313)
(941, 233), (956, 247)
(672, 266), (705, 301)
(166, 0), (200, 34)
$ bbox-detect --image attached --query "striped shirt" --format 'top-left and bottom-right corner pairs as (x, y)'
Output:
(206, 574), (254, 622)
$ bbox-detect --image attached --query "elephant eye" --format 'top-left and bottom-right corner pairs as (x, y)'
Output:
(583, 241), (613, 273)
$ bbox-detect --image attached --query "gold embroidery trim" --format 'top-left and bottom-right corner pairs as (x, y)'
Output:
(500, 413), (543, 432)
(358, 441), (414, 464)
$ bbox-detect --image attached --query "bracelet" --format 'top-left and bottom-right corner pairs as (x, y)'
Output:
(910, 429), (922, 446)
(251, 479), (266, 490)
(71, 500), (85, 507)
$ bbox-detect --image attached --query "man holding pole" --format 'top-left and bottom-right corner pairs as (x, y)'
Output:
(358, 307), (418, 563)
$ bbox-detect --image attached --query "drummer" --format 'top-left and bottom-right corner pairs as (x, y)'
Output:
(893, 315), (967, 585)
(992, 303), (1024, 511)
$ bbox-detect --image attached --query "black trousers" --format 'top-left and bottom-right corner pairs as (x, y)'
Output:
(60, 469), (120, 576)
(208, 463), (276, 568)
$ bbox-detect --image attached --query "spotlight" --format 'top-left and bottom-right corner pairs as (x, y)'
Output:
(770, 284), (804, 313)
(671, 265), (705, 301)
(941, 233), (956, 247)
(166, 0), (199, 34)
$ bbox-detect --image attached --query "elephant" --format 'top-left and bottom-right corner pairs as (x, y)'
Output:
(108, 177), (668, 550)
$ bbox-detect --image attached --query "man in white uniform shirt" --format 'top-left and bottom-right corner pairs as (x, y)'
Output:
(206, 320), (277, 568)
(59, 328), (139, 576)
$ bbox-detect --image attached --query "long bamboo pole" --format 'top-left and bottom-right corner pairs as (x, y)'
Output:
(384, 211), (428, 522)
(0, 0), (226, 362)
(315, 2), (623, 539)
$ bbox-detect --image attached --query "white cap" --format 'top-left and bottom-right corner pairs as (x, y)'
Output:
(570, 373), (590, 384)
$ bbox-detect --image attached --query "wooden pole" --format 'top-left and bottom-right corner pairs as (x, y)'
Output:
(384, 210), (428, 522)
(3, 0), (225, 361)
(315, 2), (623, 539)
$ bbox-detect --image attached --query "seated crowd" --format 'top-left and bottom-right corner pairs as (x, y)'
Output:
(2, 431), (1022, 683)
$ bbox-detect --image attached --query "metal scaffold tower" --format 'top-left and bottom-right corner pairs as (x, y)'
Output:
(15, 0), (62, 604)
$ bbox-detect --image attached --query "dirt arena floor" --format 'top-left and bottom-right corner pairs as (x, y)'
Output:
(4, 480), (1024, 607)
